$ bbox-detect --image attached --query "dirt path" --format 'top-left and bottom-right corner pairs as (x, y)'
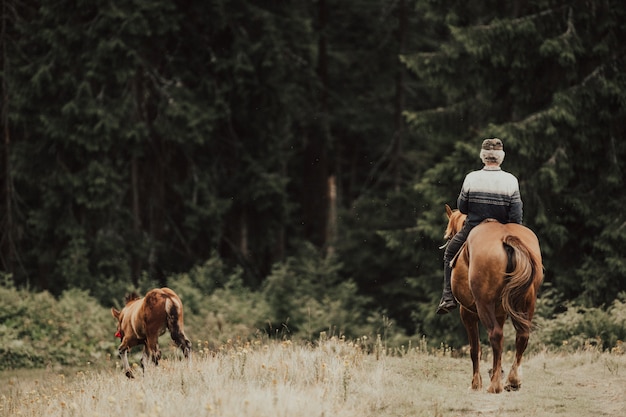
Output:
(386, 351), (626, 417)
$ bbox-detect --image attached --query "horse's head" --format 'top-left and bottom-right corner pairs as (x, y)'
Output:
(111, 307), (124, 339)
(444, 204), (467, 240)
(111, 293), (141, 339)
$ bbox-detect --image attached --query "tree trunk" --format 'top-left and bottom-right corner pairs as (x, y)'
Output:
(1, 0), (16, 280)
(302, 0), (331, 249)
(130, 156), (141, 287)
(392, 0), (408, 191)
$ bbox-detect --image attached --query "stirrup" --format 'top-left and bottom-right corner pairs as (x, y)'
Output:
(436, 298), (458, 315)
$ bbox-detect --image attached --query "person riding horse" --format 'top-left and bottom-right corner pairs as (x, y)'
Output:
(437, 138), (523, 315)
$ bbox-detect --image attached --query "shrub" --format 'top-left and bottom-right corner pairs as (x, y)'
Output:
(534, 292), (626, 352)
(0, 286), (115, 369)
(261, 243), (381, 340)
(169, 270), (272, 348)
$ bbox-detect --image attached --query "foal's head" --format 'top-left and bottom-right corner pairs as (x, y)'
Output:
(110, 292), (142, 339)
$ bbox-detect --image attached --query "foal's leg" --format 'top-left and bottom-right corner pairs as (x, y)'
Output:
(167, 313), (192, 360)
(170, 328), (192, 360)
(142, 335), (160, 372)
(460, 307), (482, 390)
(119, 346), (134, 379)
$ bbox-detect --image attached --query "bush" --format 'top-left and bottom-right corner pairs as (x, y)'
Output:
(534, 292), (626, 352)
(169, 270), (272, 348)
(2, 261), (625, 372)
(0, 286), (115, 370)
(261, 243), (381, 340)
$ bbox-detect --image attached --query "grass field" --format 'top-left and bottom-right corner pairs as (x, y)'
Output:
(1, 337), (625, 417)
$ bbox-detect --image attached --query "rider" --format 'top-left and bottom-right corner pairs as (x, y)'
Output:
(436, 138), (523, 314)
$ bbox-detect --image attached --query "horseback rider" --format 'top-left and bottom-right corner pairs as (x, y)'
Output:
(437, 138), (524, 314)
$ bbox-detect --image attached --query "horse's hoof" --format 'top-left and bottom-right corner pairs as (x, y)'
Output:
(488, 368), (505, 378)
(125, 371), (134, 379)
(504, 383), (521, 392)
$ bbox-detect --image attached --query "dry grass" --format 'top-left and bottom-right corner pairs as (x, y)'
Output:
(1, 337), (625, 417)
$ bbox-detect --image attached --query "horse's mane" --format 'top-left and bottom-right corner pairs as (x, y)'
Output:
(444, 205), (467, 239)
(124, 292), (141, 304)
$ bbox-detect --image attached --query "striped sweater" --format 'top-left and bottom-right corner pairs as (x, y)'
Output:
(457, 167), (523, 226)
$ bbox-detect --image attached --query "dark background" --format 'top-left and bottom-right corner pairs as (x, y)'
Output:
(1, 0), (625, 343)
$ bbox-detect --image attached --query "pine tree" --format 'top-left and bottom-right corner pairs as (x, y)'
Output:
(404, 1), (626, 307)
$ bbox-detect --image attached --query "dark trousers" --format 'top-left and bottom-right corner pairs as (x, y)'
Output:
(441, 222), (474, 296)
(444, 222), (473, 267)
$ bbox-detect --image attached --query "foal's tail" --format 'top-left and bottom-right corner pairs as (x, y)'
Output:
(501, 235), (541, 333)
(165, 296), (192, 358)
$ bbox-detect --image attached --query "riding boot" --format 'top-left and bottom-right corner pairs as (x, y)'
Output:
(436, 262), (458, 315)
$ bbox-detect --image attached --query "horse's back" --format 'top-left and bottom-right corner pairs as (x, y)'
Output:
(469, 221), (541, 258)
(462, 221), (542, 305)
(466, 221), (508, 266)
(147, 287), (182, 303)
(503, 223), (540, 252)
(158, 287), (179, 298)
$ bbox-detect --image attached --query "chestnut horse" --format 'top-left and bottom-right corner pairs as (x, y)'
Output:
(444, 205), (543, 393)
(111, 287), (192, 378)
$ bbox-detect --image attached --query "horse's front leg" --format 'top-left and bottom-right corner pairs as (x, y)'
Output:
(141, 335), (161, 372)
(460, 307), (482, 390)
(118, 346), (134, 379)
(140, 347), (149, 372)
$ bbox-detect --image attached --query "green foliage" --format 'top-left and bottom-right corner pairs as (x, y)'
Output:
(262, 243), (378, 340)
(1, 271), (626, 372)
(403, 0), (626, 310)
(2, 0), (626, 353)
(534, 293), (626, 352)
(169, 270), (272, 347)
(0, 286), (115, 370)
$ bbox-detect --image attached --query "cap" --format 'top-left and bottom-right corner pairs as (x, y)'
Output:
(481, 138), (503, 151)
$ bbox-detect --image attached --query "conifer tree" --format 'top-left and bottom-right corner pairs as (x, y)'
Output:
(403, 1), (626, 307)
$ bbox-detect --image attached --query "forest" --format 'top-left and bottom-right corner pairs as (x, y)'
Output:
(1, 0), (625, 347)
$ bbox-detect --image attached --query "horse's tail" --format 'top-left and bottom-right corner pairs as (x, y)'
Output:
(501, 235), (540, 333)
(165, 295), (192, 357)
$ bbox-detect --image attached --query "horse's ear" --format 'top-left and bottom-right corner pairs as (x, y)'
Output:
(111, 308), (121, 320)
(445, 204), (452, 217)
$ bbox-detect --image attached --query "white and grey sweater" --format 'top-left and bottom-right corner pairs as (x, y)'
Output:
(457, 166), (523, 226)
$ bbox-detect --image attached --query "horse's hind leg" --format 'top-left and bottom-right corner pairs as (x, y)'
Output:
(460, 307), (482, 390)
(168, 317), (192, 359)
(478, 306), (505, 394)
(170, 329), (192, 359)
(505, 317), (532, 391)
(166, 305), (192, 360)
(504, 335), (526, 391)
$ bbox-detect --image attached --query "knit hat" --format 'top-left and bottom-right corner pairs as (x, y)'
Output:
(480, 138), (505, 165)
(481, 138), (503, 150)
